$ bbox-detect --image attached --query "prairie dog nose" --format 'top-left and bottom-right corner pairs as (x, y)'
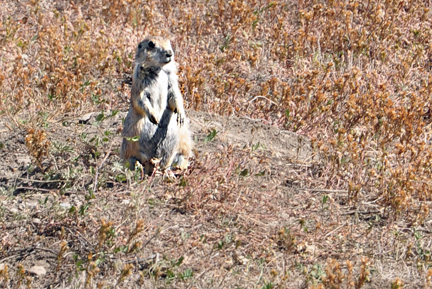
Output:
(166, 50), (173, 58)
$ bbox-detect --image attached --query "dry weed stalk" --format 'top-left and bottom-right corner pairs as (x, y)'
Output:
(322, 259), (344, 288)
(427, 268), (432, 287)
(126, 219), (144, 245)
(56, 240), (69, 271)
(117, 263), (134, 286)
(25, 128), (51, 168)
(276, 227), (296, 252)
(0, 264), (9, 284)
(15, 263), (26, 288)
(97, 218), (113, 251)
(355, 257), (370, 289)
(85, 261), (100, 288)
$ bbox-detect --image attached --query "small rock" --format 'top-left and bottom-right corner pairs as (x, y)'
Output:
(25, 201), (38, 209)
(32, 218), (41, 224)
(17, 155), (31, 167)
(78, 113), (94, 124)
(60, 203), (71, 209)
(0, 263), (5, 271)
(27, 266), (46, 276)
(305, 244), (316, 254)
(9, 208), (19, 214)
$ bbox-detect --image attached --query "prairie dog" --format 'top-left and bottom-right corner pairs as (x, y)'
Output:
(120, 36), (193, 173)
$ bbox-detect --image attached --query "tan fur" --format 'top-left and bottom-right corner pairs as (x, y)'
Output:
(120, 36), (193, 173)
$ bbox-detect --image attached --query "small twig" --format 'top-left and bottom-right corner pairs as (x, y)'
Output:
(115, 218), (129, 232)
(142, 228), (161, 248)
(301, 151), (320, 163)
(15, 186), (56, 192)
(123, 254), (156, 264)
(235, 113), (267, 123)
(238, 214), (266, 226)
(16, 177), (67, 183)
(0, 246), (58, 263)
(7, 246), (57, 255)
(362, 196), (383, 204)
(255, 267), (264, 285)
(0, 255), (18, 263)
(65, 227), (94, 249)
(217, 270), (229, 287)
(3, 112), (19, 129)
(3, 122), (13, 131)
(342, 210), (380, 216)
(33, 247), (58, 255)
(187, 268), (212, 289)
(324, 224), (345, 238)
(233, 189), (244, 208)
(401, 227), (432, 234)
(189, 117), (206, 129)
(248, 95), (278, 106)
(299, 188), (348, 193)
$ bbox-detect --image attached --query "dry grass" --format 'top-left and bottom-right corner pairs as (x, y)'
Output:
(1, 0), (432, 288)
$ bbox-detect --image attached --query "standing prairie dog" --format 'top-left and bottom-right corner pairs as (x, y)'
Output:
(120, 36), (193, 173)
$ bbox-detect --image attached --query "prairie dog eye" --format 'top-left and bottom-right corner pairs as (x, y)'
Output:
(148, 41), (155, 49)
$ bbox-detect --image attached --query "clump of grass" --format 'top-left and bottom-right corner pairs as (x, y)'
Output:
(391, 277), (404, 289)
(310, 258), (370, 289)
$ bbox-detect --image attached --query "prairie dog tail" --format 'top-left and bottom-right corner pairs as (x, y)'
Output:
(173, 122), (193, 170)
(178, 122), (193, 158)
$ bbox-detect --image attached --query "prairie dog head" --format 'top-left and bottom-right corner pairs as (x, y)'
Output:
(135, 36), (175, 68)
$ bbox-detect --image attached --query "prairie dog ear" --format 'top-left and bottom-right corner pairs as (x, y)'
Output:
(168, 40), (174, 52)
(158, 38), (173, 51)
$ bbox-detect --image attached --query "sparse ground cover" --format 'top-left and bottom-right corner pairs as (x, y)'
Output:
(1, 0), (432, 288)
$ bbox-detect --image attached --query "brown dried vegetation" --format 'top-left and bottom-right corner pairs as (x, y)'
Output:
(2, 0), (432, 288)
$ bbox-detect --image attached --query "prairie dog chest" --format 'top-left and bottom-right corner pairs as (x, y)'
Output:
(134, 65), (169, 111)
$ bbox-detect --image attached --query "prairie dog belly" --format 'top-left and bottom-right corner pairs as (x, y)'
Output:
(138, 108), (179, 161)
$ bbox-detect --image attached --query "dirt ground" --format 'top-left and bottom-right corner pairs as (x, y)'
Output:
(2, 0), (432, 287)
(0, 110), (430, 288)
